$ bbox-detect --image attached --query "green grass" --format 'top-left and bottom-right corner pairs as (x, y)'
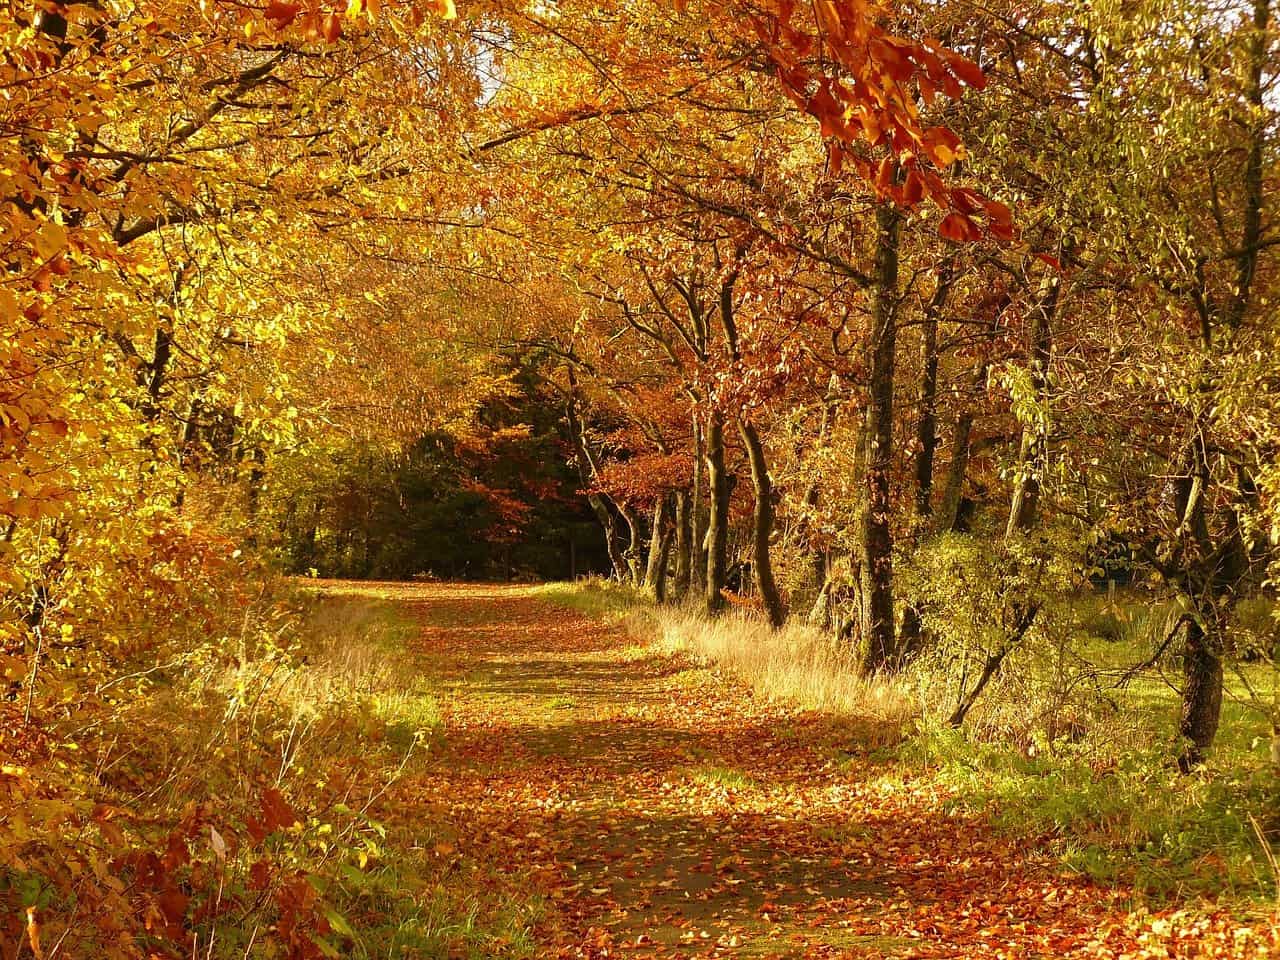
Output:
(687, 764), (760, 791)
(897, 589), (1280, 901)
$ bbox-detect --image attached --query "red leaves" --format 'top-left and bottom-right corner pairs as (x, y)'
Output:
(946, 52), (987, 90)
(940, 212), (981, 243)
(875, 155), (897, 195)
(901, 169), (925, 205)
(321, 12), (342, 42)
(759, 0), (1001, 231)
(263, 1), (300, 28)
(248, 786), (300, 841)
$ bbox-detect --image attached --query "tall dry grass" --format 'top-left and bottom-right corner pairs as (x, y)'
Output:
(628, 601), (919, 727)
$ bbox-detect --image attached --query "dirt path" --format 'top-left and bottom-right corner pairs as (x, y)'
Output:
(333, 581), (1264, 959)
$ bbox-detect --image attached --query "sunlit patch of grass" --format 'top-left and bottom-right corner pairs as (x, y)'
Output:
(211, 597), (441, 757)
(901, 720), (1280, 901)
(547, 695), (577, 710)
(531, 578), (649, 621)
(686, 764), (759, 791)
(376, 886), (545, 959)
(637, 606), (916, 728)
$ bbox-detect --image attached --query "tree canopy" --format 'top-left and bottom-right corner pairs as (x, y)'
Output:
(3, 0), (1280, 955)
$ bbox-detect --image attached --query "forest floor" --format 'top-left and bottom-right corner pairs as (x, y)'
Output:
(319, 579), (1275, 959)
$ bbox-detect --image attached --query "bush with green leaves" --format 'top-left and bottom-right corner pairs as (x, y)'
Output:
(900, 530), (1101, 743)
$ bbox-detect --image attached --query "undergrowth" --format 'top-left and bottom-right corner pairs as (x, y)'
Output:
(2, 578), (542, 959)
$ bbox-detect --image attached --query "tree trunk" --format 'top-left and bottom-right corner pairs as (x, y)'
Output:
(644, 495), (671, 596)
(738, 417), (785, 628)
(860, 204), (902, 673)
(565, 380), (629, 581)
(912, 261), (953, 520)
(1171, 0), (1268, 766)
(705, 410), (729, 615)
(588, 495), (629, 581)
(1178, 612), (1224, 770)
(620, 502), (645, 586)
(940, 410), (974, 534)
(690, 415), (707, 593)
(1006, 272), (1060, 537)
(900, 262), (955, 660)
(651, 521), (675, 603)
(672, 488), (692, 599)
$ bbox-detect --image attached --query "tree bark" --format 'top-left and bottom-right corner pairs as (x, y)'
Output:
(620, 502), (645, 586)
(900, 261), (955, 660)
(565, 383), (628, 580)
(644, 495), (671, 596)
(860, 204), (902, 673)
(1178, 612), (1224, 770)
(1171, 0), (1269, 768)
(672, 488), (692, 598)
(912, 261), (954, 520)
(738, 417), (785, 627)
(690, 415), (707, 593)
(705, 409), (730, 615)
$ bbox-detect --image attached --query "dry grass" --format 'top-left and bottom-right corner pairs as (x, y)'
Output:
(625, 601), (918, 727)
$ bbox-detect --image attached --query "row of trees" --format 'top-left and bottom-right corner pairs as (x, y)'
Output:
(2, 1), (1277, 953)
(3, 0), (1276, 778)
(450, 0), (1280, 765)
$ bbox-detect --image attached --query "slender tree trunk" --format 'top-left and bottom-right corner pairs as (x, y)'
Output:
(1174, 0), (1271, 769)
(860, 204), (902, 673)
(948, 603), (1040, 726)
(900, 262), (955, 660)
(644, 495), (671, 595)
(738, 418), (785, 628)
(672, 488), (692, 598)
(690, 414), (708, 593)
(651, 521), (675, 603)
(620, 502), (645, 586)
(1006, 273), (1060, 537)
(940, 410), (975, 534)
(705, 409), (729, 615)
(913, 262), (953, 519)
(807, 552), (832, 629)
(799, 374), (840, 621)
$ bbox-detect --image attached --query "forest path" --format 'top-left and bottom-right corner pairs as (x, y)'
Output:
(328, 581), (1162, 959)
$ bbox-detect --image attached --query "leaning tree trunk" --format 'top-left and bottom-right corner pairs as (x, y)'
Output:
(705, 410), (730, 615)
(589, 495), (629, 581)
(619, 503), (645, 586)
(860, 204), (902, 674)
(565, 381), (629, 581)
(738, 417), (785, 628)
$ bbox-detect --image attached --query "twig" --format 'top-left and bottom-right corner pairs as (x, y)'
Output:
(1112, 612), (1190, 689)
